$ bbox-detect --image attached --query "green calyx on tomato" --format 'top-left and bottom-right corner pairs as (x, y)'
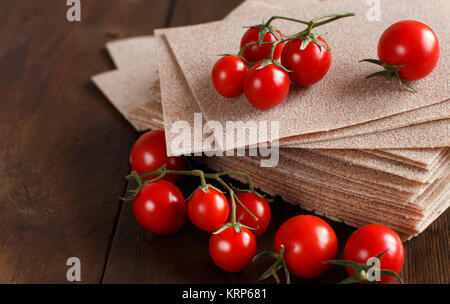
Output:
(123, 164), (263, 234)
(238, 12), (354, 68)
(188, 184), (230, 232)
(360, 59), (417, 92)
(325, 250), (403, 284)
(186, 183), (224, 199)
(253, 245), (291, 284)
(325, 224), (404, 284)
(255, 215), (338, 283)
(360, 20), (440, 92)
(239, 24), (285, 63)
(256, 58), (291, 73)
(243, 23), (283, 47)
(209, 225), (257, 273)
(213, 220), (256, 235)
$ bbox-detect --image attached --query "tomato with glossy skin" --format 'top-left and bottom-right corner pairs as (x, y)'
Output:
(274, 215), (338, 278)
(281, 37), (331, 86)
(234, 192), (271, 237)
(130, 130), (186, 183)
(378, 20), (440, 81)
(211, 55), (249, 98)
(209, 226), (256, 272)
(188, 186), (229, 231)
(244, 63), (290, 110)
(343, 224), (404, 284)
(240, 27), (284, 62)
(133, 180), (186, 235)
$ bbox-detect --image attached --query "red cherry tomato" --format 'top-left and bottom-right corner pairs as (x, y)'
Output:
(211, 55), (249, 98)
(133, 180), (186, 235)
(188, 186), (229, 231)
(281, 37), (331, 86)
(240, 27), (284, 62)
(343, 224), (404, 284)
(130, 130), (186, 183)
(274, 215), (338, 279)
(234, 192), (271, 237)
(244, 63), (290, 110)
(209, 226), (256, 272)
(378, 20), (440, 81)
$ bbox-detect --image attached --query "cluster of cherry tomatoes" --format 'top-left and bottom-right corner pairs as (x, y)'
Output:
(125, 130), (404, 283)
(211, 13), (351, 110)
(127, 130), (271, 272)
(212, 14), (440, 108)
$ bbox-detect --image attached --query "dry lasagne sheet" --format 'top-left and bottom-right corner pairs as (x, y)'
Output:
(164, 0), (449, 151)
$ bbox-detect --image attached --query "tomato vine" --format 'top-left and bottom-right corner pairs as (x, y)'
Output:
(123, 164), (266, 233)
(236, 12), (355, 71)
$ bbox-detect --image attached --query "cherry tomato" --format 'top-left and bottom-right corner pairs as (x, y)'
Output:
(240, 27), (284, 62)
(244, 63), (290, 110)
(343, 224), (404, 284)
(188, 186), (229, 231)
(234, 192), (271, 237)
(274, 215), (338, 278)
(133, 180), (186, 235)
(130, 130), (186, 183)
(281, 37), (331, 86)
(209, 226), (256, 272)
(378, 20), (440, 81)
(211, 55), (248, 98)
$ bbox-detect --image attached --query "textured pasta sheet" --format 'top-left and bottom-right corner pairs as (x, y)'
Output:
(106, 35), (450, 149)
(213, 154), (449, 213)
(159, 34), (449, 153)
(91, 67), (158, 131)
(96, 25), (449, 167)
(293, 119), (450, 149)
(313, 149), (448, 183)
(99, 41), (449, 165)
(164, 0), (449, 151)
(154, 1), (273, 155)
(279, 100), (450, 146)
(128, 101), (163, 131)
(367, 148), (445, 168)
(106, 36), (159, 71)
(200, 155), (449, 240)
(105, 35), (450, 156)
(155, 31), (212, 156)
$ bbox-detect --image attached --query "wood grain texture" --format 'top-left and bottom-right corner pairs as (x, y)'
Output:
(0, 0), (447, 284)
(0, 0), (171, 283)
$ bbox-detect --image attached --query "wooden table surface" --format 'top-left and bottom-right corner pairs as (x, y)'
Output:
(0, 0), (448, 284)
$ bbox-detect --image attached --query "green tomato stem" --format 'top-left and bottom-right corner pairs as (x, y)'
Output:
(265, 15), (310, 27)
(311, 12), (355, 28)
(240, 12), (354, 64)
(126, 166), (260, 223)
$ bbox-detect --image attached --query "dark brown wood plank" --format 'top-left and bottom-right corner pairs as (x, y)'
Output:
(401, 210), (449, 284)
(0, 0), (171, 283)
(168, 0), (243, 27)
(102, 0), (449, 284)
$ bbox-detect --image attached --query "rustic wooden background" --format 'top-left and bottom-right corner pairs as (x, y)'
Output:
(0, 0), (448, 284)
